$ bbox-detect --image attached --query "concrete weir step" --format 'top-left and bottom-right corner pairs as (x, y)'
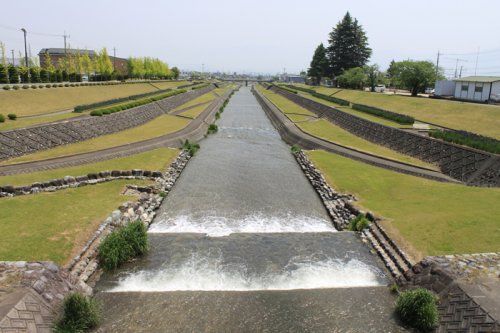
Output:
(95, 288), (407, 333)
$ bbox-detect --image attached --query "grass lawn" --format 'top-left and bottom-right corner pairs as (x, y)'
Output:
(1, 115), (190, 165)
(0, 82), (186, 117)
(296, 85), (500, 139)
(0, 112), (81, 131)
(0, 147), (178, 186)
(260, 86), (436, 169)
(307, 150), (500, 258)
(180, 103), (210, 119)
(0, 179), (150, 264)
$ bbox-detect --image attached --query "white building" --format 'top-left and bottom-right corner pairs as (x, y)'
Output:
(453, 76), (500, 102)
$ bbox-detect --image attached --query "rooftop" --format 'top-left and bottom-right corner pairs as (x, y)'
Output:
(454, 76), (500, 83)
(38, 48), (97, 56)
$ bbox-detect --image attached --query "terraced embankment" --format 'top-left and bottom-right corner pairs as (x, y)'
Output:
(0, 86), (232, 176)
(268, 85), (500, 187)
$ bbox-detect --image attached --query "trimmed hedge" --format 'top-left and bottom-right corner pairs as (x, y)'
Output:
(352, 103), (415, 125)
(429, 129), (500, 154)
(283, 84), (316, 94)
(89, 89), (187, 116)
(74, 88), (173, 112)
(277, 84), (350, 106)
(98, 220), (148, 271)
(396, 288), (438, 331)
(191, 83), (211, 90)
(178, 81), (202, 89)
(0, 114), (5, 123)
(7, 113), (17, 120)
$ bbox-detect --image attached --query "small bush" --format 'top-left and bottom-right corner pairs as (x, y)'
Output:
(45, 84), (52, 88)
(98, 220), (148, 271)
(13, 85), (20, 90)
(0, 114), (5, 123)
(22, 85), (29, 89)
(348, 214), (370, 231)
(183, 139), (200, 156)
(31, 84), (37, 89)
(90, 110), (103, 116)
(2, 85), (10, 90)
(52, 83), (58, 87)
(396, 288), (438, 331)
(352, 103), (414, 125)
(53, 293), (100, 332)
(291, 145), (301, 153)
(207, 123), (218, 134)
(159, 191), (167, 198)
(7, 113), (17, 120)
(215, 112), (220, 120)
(429, 129), (500, 154)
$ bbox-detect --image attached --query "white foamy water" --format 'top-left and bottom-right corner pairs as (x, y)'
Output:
(148, 214), (336, 237)
(107, 256), (384, 292)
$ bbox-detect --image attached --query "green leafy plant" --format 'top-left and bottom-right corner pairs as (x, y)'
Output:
(0, 114), (5, 123)
(98, 220), (148, 271)
(348, 213), (370, 231)
(53, 293), (101, 332)
(2, 85), (10, 90)
(395, 288), (439, 331)
(215, 112), (220, 120)
(183, 139), (200, 156)
(291, 145), (301, 153)
(207, 123), (218, 134)
(429, 129), (500, 154)
(352, 103), (414, 125)
(7, 113), (17, 120)
(90, 110), (103, 116)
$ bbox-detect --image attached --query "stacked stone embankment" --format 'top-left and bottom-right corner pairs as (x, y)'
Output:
(0, 85), (215, 161)
(271, 86), (500, 187)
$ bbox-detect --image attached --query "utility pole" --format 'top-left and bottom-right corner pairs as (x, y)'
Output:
(459, 65), (463, 78)
(21, 28), (28, 67)
(63, 31), (70, 55)
(11, 50), (14, 66)
(112, 47), (116, 71)
(474, 47), (480, 76)
(454, 58), (467, 78)
(435, 50), (440, 78)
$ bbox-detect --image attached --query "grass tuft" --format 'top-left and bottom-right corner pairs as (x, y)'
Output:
(396, 288), (438, 331)
(53, 293), (101, 332)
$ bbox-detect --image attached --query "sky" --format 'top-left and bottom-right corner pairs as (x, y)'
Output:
(1, 0), (500, 76)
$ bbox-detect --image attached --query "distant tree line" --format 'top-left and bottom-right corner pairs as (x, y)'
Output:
(306, 12), (443, 96)
(0, 41), (180, 84)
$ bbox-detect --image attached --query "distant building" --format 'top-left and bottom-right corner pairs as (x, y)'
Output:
(280, 74), (305, 84)
(453, 76), (500, 102)
(38, 48), (128, 75)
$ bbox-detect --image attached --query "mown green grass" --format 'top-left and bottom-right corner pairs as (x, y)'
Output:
(296, 85), (500, 139)
(260, 87), (436, 169)
(307, 150), (500, 257)
(180, 103), (210, 119)
(0, 179), (150, 264)
(1, 115), (190, 165)
(0, 112), (81, 131)
(0, 147), (178, 186)
(171, 92), (216, 112)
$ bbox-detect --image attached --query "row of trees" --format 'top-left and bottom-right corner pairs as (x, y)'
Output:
(307, 12), (442, 96)
(0, 42), (180, 83)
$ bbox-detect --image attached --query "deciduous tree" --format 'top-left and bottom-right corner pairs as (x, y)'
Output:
(389, 60), (441, 96)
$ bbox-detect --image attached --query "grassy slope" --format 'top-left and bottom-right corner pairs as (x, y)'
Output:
(0, 147), (178, 186)
(0, 113), (81, 131)
(1, 115), (189, 165)
(260, 88), (436, 169)
(308, 150), (500, 257)
(171, 92), (216, 112)
(0, 179), (150, 264)
(0, 81), (187, 118)
(303, 85), (500, 139)
(180, 104), (209, 119)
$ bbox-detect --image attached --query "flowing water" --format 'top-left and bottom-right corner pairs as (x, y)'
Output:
(95, 86), (407, 332)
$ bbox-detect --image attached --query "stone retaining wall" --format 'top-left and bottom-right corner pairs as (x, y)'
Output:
(0, 85), (215, 161)
(271, 86), (500, 187)
(0, 169), (163, 198)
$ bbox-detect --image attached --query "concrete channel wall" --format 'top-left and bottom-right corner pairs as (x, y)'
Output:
(270, 86), (500, 187)
(0, 85), (215, 161)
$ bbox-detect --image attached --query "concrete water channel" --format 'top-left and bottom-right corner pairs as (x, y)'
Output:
(94, 86), (407, 332)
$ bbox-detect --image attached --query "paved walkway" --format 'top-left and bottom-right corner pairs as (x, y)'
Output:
(254, 87), (458, 183)
(0, 91), (230, 176)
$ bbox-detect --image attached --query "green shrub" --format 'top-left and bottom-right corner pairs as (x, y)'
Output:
(215, 112), (220, 120)
(352, 103), (414, 125)
(0, 114), (5, 123)
(396, 288), (438, 331)
(310, 91), (350, 106)
(101, 109), (111, 115)
(2, 85), (10, 90)
(7, 113), (17, 120)
(53, 293), (101, 332)
(98, 220), (148, 271)
(38, 84), (44, 88)
(429, 129), (500, 154)
(31, 84), (37, 89)
(284, 84), (316, 94)
(90, 110), (103, 116)
(348, 214), (370, 231)
(13, 85), (20, 90)
(183, 139), (200, 156)
(291, 145), (301, 153)
(46, 84), (51, 88)
(22, 85), (29, 89)
(207, 123), (218, 134)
